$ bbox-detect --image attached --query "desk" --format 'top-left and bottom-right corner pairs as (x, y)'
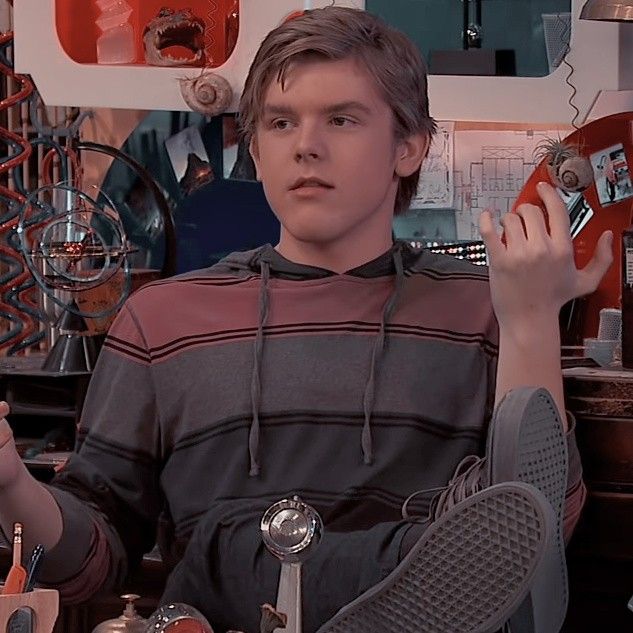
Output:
(562, 366), (633, 632)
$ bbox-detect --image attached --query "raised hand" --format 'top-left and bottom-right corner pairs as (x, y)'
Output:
(479, 181), (614, 329)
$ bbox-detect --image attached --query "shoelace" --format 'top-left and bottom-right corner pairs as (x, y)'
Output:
(401, 456), (517, 633)
(401, 455), (488, 523)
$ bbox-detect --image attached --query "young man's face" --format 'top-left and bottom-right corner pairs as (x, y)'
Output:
(249, 57), (426, 252)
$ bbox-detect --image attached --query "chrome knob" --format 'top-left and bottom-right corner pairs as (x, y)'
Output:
(261, 497), (323, 563)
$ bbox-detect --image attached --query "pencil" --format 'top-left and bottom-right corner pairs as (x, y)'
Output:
(2, 522), (27, 595)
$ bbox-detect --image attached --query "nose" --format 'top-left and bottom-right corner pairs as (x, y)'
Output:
(295, 148), (319, 162)
(294, 121), (324, 162)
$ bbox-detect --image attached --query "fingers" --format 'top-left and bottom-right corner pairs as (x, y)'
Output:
(500, 212), (527, 251)
(0, 417), (13, 450)
(479, 210), (502, 262)
(0, 401), (12, 450)
(536, 181), (571, 240)
(514, 203), (549, 242)
(577, 230), (614, 296)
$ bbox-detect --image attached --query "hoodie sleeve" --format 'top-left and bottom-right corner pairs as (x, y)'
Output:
(38, 302), (163, 603)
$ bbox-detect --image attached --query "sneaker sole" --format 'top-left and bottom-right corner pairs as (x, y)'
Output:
(316, 482), (553, 633)
(487, 387), (569, 632)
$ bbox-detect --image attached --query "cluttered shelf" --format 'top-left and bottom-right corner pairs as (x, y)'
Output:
(0, 355), (88, 483)
(0, 542), (167, 632)
(561, 365), (633, 631)
(13, 0), (359, 112)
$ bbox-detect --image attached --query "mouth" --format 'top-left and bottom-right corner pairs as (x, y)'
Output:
(289, 178), (335, 191)
(143, 14), (206, 67)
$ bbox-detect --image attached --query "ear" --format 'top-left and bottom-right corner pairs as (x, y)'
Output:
(395, 133), (430, 178)
(249, 136), (262, 181)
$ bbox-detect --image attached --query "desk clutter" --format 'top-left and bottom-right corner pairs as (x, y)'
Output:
(87, 497), (322, 633)
(562, 367), (633, 631)
(0, 523), (56, 633)
(582, 307), (622, 368)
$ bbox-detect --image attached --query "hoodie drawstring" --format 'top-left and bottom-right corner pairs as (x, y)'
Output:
(360, 245), (405, 465)
(248, 244), (407, 475)
(249, 259), (270, 476)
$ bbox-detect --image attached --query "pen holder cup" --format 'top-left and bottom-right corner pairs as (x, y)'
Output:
(0, 588), (59, 633)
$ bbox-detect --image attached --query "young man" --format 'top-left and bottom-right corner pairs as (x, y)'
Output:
(0, 6), (613, 633)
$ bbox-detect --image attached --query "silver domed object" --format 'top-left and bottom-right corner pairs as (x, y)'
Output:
(260, 496), (323, 563)
(91, 594), (147, 633)
(144, 603), (213, 632)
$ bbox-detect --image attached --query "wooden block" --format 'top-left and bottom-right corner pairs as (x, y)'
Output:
(0, 588), (58, 633)
(567, 396), (633, 418)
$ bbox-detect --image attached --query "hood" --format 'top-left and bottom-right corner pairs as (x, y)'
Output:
(214, 241), (417, 281)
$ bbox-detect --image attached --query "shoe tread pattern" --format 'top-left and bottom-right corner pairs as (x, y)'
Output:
(515, 389), (569, 606)
(317, 486), (546, 633)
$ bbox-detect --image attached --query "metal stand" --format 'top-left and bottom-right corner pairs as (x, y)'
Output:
(260, 497), (323, 633)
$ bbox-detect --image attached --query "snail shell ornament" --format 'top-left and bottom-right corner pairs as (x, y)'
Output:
(546, 155), (594, 193)
(535, 138), (594, 193)
(179, 72), (233, 117)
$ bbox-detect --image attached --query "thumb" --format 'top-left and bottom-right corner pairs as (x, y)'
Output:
(577, 230), (614, 296)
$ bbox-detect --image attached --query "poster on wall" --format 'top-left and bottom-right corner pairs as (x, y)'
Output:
(589, 143), (633, 207)
(165, 126), (214, 197)
(452, 128), (567, 240)
(411, 121), (454, 209)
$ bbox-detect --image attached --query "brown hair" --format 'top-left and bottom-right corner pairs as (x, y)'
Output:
(238, 6), (436, 215)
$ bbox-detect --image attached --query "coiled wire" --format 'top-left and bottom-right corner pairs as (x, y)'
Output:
(0, 32), (45, 353)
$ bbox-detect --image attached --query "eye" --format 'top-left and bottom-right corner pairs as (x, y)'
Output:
(331, 116), (355, 127)
(270, 118), (292, 131)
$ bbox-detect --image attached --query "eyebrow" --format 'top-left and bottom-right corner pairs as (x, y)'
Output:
(262, 101), (373, 117)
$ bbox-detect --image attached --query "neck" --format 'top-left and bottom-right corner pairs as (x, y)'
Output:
(275, 230), (394, 273)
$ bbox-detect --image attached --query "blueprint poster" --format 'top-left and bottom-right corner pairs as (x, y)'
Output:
(451, 129), (566, 240)
(412, 121), (454, 209)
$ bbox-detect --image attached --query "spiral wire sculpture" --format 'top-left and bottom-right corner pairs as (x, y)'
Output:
(1, 28), (175, 356)
(557, 14), (581, 132)
(0, 32), (46, 353)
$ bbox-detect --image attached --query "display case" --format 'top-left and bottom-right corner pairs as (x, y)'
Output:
(13, 0), (362, 113)
(13, 0), (633, 123)
(55, 0), (238, 68)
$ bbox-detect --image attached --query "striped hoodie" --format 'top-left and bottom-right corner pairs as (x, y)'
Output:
(40, 241), (585, 602)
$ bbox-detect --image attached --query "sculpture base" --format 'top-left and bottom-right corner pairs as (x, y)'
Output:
(42, 333), (106, 373)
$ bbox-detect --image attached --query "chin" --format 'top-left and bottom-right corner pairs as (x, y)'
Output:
(287, 222), (352, 245)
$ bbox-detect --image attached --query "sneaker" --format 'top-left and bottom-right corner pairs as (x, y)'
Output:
(486, 387), (569, 633)
(316, 482), (557, 633)
(404, 386), (569, 632)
